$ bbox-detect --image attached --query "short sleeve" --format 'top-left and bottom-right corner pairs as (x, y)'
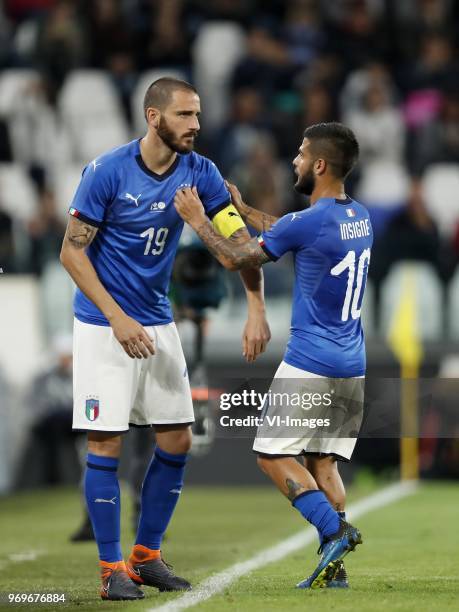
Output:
(68, 161), (116, 227)
(195, 157), (230, 218)
(258, 209), (322, 261)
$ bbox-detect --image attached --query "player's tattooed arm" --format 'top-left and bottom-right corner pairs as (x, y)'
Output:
(174, 187), (270, 270)
(195, 221), (270, 270)
(63, 216), (98, 249)
(60, 216), (155, 359)
(225, 181), (279, 233)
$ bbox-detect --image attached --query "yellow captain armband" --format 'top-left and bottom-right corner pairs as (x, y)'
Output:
(211, 204), (246, 238)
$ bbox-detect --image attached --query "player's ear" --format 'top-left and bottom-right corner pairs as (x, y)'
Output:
(146, 107), (161, 129)
(315, 158), (327, 176)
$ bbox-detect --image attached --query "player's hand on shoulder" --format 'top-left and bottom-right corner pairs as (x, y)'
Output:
(109, 312), (155, 359)
(243, 311), (271, 363)
(174, 186), (206, 226)
(225, 180), (247, 216)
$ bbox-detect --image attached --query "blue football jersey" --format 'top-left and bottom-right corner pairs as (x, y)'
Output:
(69, 139), (230, 326)
(259, 197), (373, 377)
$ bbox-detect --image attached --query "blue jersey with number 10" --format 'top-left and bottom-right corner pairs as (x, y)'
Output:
(259, 197), (373, 377)
(69, 139), (230, 326)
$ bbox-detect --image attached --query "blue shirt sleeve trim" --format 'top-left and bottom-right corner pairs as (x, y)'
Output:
(259, 239), (278, 262)
(69, 209), (102, 228)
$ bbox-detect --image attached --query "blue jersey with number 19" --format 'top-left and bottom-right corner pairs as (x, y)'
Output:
(69, 139), (230, 326)
(258, 197), (373, 377)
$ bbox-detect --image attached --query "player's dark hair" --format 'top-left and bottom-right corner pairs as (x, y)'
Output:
(143, 77), (197, 119)
(303, 122), (359, 179)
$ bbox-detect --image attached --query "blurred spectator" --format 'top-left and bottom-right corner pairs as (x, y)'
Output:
(27, 188), (65, 275)
(326, 0), (389, 71)
(136, 0), (192, 70)
(339, 61), (396, 116)
(229, 133), (294, 218)
(282, 0), (325, 68)
(411, 89), (459, 176)
(26, 334), (75, 485)
(212, 87), (270, 175)
(273, 83), (336, 161)
(35, 0), (86, 90)
(83, 0), (132, 68)
(369, 178), (450, 290)
(394, 0), (455, 61)
(231, 24), (291, 98)
(401, 33), (458, 94)
(232, 1), (326, 100)
(81, 0), (137, 122)
(8, 75), (67, 174)
(346, 82), (405, 165)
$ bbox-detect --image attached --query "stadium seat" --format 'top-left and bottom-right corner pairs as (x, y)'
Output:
(422, 163), (459, 238)
(0, 275), (44, 386)
(131, 69), (187, 136)
(0, 163), (38, 221)
(446, 267), (459, 340)
(58, 70), (129, 162)
(52, 163), (84, 223)
(40, 260), (75, 339)
(357, 159), (410, 208)
(379, 261), (443, 341)
(356, 159), (410, 236)
(192, 22), (246, 129)
(0, 69), (40, 118)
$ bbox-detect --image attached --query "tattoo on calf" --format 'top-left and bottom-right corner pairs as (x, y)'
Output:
(286, 478), (307, 501)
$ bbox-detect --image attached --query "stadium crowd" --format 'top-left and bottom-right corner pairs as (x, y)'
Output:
(0, 0), (458, 314)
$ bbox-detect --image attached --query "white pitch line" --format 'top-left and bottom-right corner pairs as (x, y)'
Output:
(0, 548), (46, 571)
(149, 480), (418, 612)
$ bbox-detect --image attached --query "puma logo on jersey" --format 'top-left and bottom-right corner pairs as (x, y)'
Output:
(290, 213), (301, 221)
(91, 159), (101, 171)
(228, 212), (240, 217)
(126, 193), (142, 206)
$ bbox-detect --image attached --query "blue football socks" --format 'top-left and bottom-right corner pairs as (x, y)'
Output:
(292, 490), (340, 541)
(135, 447), (187, 550)
(85, 453), (122, 563)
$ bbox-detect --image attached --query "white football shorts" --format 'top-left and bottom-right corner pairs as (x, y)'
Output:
(253, 361), (364, 461)
(72, 317), (194, 432)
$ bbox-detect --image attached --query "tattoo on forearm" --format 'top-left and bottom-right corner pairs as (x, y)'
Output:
(228, 227), (250, 243)
(65, 218), (98, 249)
(195, 220), (269, 269)
(286, 478), (307, 501)
(240, 206), (278, 233)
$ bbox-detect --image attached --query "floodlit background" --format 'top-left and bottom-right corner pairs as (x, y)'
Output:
(0, 1), (458, 595)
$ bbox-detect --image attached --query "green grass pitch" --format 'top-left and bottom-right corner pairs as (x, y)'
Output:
(0, 482), (458, 611)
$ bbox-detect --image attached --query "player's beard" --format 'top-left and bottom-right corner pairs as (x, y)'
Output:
(294, 165), (315, 195)
(157, 116), (196, 154)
